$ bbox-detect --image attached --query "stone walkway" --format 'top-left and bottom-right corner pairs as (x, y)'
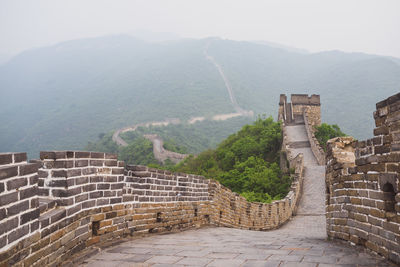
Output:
(81, 124), (396, 266)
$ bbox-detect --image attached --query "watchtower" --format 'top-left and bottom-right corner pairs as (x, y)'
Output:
(279, 94), (321, 126)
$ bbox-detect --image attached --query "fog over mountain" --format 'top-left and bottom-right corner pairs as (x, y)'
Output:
(0, 35), (399, 157)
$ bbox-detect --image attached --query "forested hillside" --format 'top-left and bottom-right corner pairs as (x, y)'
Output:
(172, 117), (289, 203)
(1, 35), (399, 157)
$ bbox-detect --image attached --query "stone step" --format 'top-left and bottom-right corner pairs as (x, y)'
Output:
(288, 141), (311, 148)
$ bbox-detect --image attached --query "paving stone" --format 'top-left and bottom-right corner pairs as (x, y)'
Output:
(302, 255), (338, 264)
(121, 254), (153, 262)
(145, 255), (182, 264)
(281, 262), (317, 267)
(93, 252), (131, 261)
(235, 253), (270, 260)
(175, 257), (212, 266)
(107, 247), (151, 254)
(205, 252), (240, 259)
(147, 249), (183, 256)
(241, 259), (281, 267)
(337, 255), (377, 265)
(206, 258), (245, 267)
(269, 254), (303, 261)
(290, 249), (324, 256)
(318, 264), (355, 267)
(84, 260), (130, 267)
(175, 250), (210, 257)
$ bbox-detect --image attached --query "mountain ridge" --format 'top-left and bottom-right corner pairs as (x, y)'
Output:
(1, 35), (399, 157)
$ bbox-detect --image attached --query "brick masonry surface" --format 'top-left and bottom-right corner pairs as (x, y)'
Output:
(326, 92), (400, 264)
(0, 141), (304, 266)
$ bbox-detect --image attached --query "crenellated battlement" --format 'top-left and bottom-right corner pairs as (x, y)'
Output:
(326, 92), (400, 264)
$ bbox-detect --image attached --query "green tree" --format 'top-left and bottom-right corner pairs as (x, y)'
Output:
(174, 116), (287, 203)
(314, 123), (346, 151)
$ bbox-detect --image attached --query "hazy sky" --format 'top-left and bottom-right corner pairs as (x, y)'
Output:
(1, 0), (400, 58)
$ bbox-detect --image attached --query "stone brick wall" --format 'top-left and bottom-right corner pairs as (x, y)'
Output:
(326, 92), (400, 264)
(38, 151), (125, 207)
(209, 153), (304, 230)
(304, 109), (326, 165)
(0, 145), (304, 266)
(0, 153), (40, 252)
(123, 165), (209, 202)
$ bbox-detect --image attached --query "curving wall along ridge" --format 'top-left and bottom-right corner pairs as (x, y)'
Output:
(326, 92), (400, 264)
(0, 144), (304, 266)
(303, 109), (326, 165)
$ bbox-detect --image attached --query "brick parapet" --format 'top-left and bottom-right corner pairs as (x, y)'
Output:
(0, 152), (40, 253)
(326, 92), (400, 264)
(0, 145), (304, 266)
(304, 109), (326, 165)
(208, 151), (304, 230)
(123, 165), (209, 202)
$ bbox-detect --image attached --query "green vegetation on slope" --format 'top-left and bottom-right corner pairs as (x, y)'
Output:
(2, 36), (400, 157)
(86, 116), (253, 166)
(172, 117), (290, 203)
(314, 123), (346, 151)
(120, 116), (253, 155)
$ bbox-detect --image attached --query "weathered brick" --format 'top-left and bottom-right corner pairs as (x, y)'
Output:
(75, 176), (89, 185)
(51, 209), (66, 224)
(74, 160), (88, 167)
(8, 225), (29, 244)
(97, 183), (110, 190)
(0, 154), (12, 165)
(0, 191), (18, 205)
(20, 209), (40, 225)
(54, 160), (73, 169)
(0, 217), (18, 235)
(112, 168), (124, 175)
(89, 160), (103, 166)
(90, 152), (105, 159)
(105, 160), (117, 167)
(89, 191), (103, 199)
(41, 151), (68, 160)
(105, 153), (118, 159)
(83, 184), (96, 192)
(51, 170), (67, 177)
(0, 235), (6, 249)
(19, 186), (38, 200)
(29, 174), (39, 185)
(82, 200), (96, 209)
(82, 167), (96, 175)
(19, 163), (39, 176)
(7, 200), (29, 216)
(0, 166), (18, 180)
(68, 187), (82, 196)
(6, 177), (28, 190)
(66, 169), (81, 177)
(14, 153), (27, 163)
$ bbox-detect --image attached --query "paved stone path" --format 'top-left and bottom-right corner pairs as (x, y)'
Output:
(82, 124), (396, 266)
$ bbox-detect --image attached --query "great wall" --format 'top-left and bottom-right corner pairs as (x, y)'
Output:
(0, 93), (399, 266)
(111, 40), (254, 164)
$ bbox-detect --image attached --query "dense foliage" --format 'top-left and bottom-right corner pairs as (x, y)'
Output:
(314, 123), (346, 151)
(173, 117), (290, 203)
